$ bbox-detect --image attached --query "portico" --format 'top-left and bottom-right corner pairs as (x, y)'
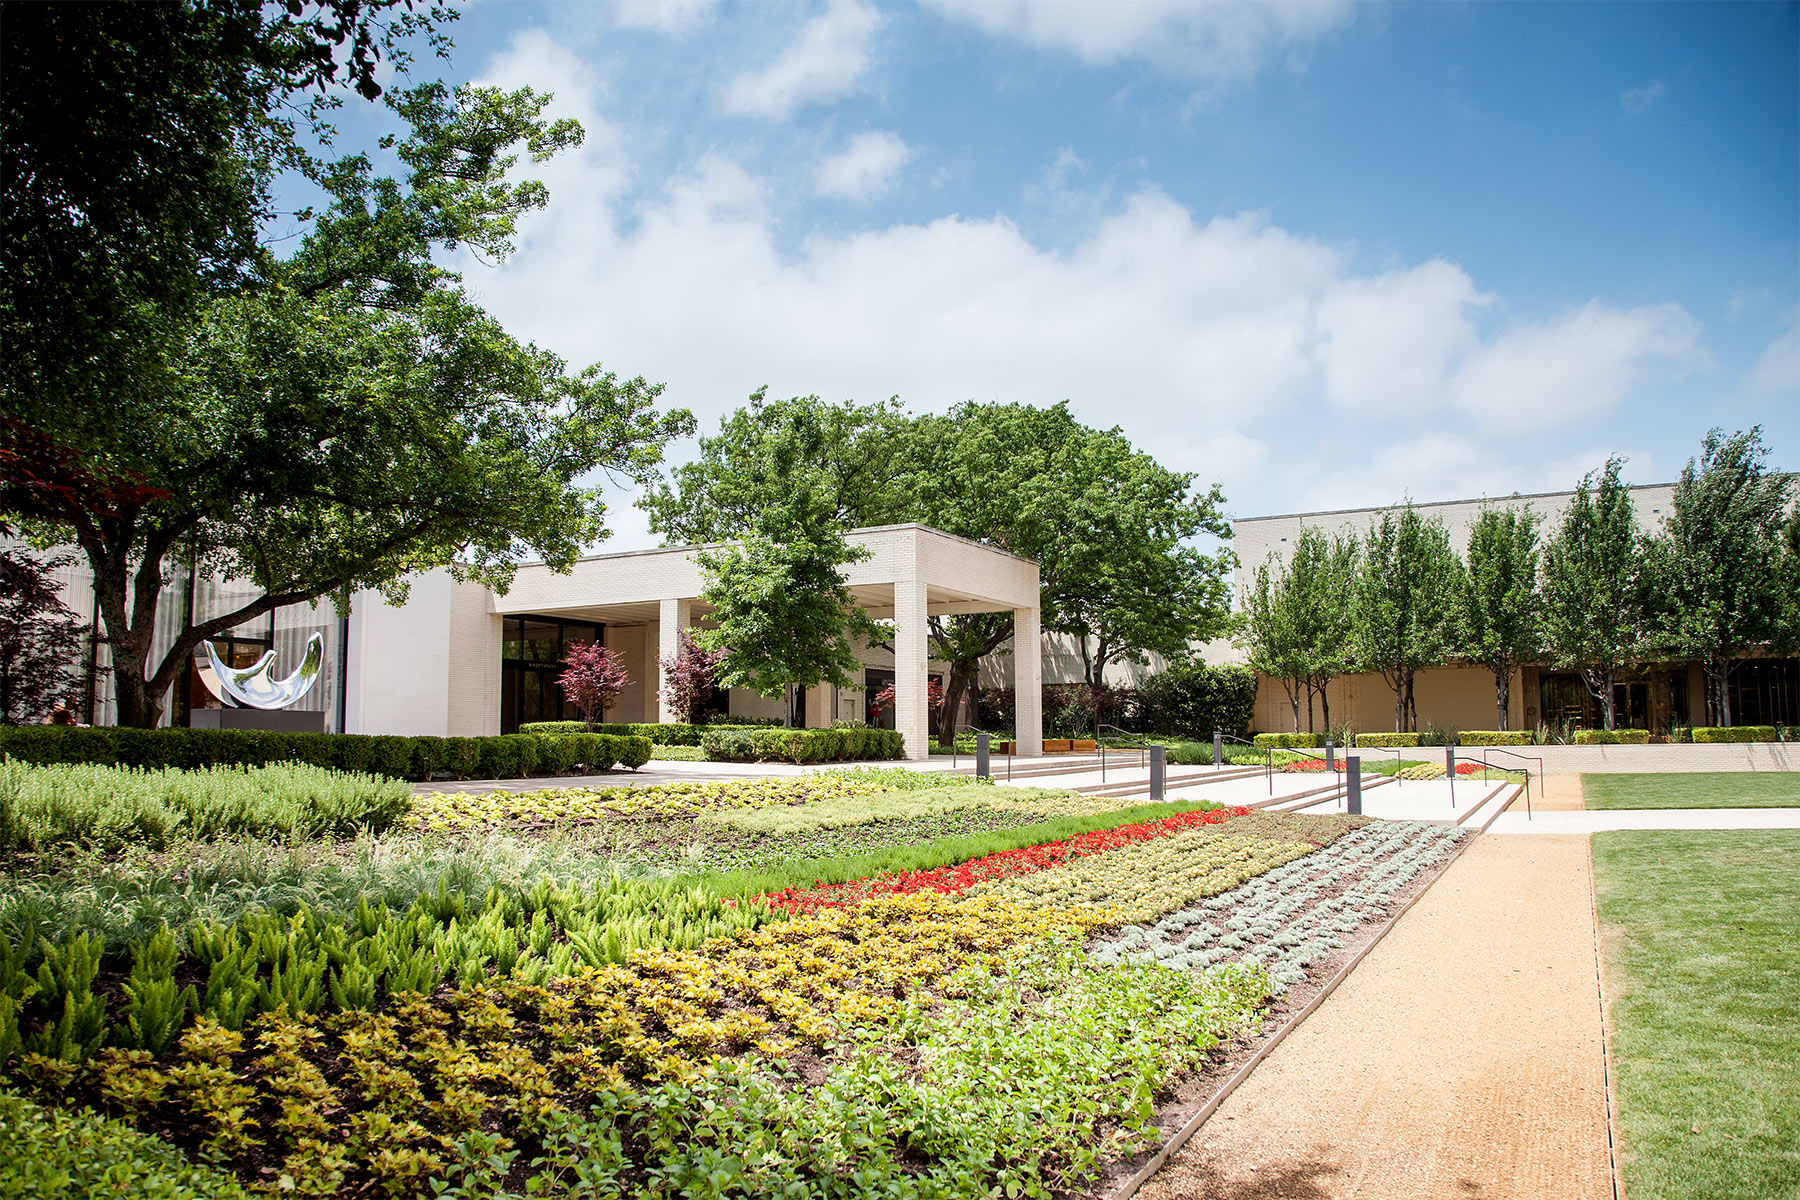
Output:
(490, 524), (1044, 760)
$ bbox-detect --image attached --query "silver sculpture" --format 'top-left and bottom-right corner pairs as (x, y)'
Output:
(194, 632), (324, 709)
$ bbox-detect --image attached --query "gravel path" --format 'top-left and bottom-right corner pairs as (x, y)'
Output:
(1138, 833), (1611, 1200)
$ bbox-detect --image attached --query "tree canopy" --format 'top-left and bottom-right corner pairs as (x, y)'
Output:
(1351, 504), (1462, 733)
(1641, 427), (1796, 726)
(642, 396), (1234, 744)
(1540, 457), (1643, 731)
(1456, 505), (1543, 731)
(3, 51), (692, 726)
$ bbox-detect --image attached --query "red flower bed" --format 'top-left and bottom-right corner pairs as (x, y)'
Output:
(761, 805), (1254, 915)
(1277, 757), (1332, 773)
(1454, 760), (1487, 775)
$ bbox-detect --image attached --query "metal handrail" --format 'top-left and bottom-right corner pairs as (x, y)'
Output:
(1095, 723), (1147, 784)
(1345, 743), (1408, 788)
(1215, 732), (1275, 794)
(1474, 745), (1540, 819)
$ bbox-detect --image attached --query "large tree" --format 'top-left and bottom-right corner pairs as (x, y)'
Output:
(2, 81), (692, 727)
(1640, 428), (1796, 727)
(1237, 528), (1356, 734)
(1456, 505), (1543, 731)
(1352, 504), (1462, 733)
(906, 402), (1232, 745)
(2, 0), (454, 451)
(1540, 457), (1643, 731)
(642, 397), (1234, 748)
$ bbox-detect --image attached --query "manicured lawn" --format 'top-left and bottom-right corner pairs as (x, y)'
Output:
(1583, 771), (1800, 810)
(1592, 831), (1800, 1200)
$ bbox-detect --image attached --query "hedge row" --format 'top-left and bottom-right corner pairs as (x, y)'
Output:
(1252, 732), (1325, 749)
(518, 720), (780, 746)
(1573, 728), (1652, 745)
(1455, 730), (1535, 746)
(1353, 732), (1421, 748)
(1690, 725), (1781, 743)
(0, 726), (651, 781)
(701, 726), (904, 764)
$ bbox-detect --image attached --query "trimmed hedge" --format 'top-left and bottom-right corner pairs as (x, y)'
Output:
(0, 726), (650, 781)
(699, 726), (905, 764)
(1690, 725), (1780, 743)
(1354, 732), (1421, 748)
(1455, 730), (1535, 746)
(1252, 732), (1325, 749)
(519, 720), (779, 747)
(1573, 728), (1651, 745)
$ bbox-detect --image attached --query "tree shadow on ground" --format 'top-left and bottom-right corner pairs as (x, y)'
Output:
(1148, 1156), (1339, 1200)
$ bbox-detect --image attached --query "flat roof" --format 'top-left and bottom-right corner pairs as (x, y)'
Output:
(522, 522), (1038, 569)
(1233, 481), (1677, 526)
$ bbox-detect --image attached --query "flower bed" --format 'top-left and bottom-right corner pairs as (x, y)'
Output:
(759, 806), (1253, 914)
(1092, 821), (1467, 992)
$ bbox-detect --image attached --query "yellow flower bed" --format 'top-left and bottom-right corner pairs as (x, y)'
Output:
(972, 829), (1317, 923)
(412, 776), (896, 830)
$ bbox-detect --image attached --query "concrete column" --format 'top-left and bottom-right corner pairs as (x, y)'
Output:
(1014, 605), (1042, 757)
(894, 578), (931, 760)
(656, 597), (692, 723)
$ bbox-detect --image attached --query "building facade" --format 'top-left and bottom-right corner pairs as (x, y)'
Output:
(1229, 484), (1799, 736)
(32, 524), (1045, 762)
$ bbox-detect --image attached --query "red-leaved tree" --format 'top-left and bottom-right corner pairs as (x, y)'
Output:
(557, 642), (631, 731)
(656, 627), (725, 725)
(0, 533), (89, 725)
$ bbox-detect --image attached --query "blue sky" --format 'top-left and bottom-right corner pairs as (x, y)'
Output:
(334, 0), (1798, 546)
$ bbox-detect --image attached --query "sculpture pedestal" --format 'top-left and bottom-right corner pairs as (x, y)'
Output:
(188, 708), (325, 733)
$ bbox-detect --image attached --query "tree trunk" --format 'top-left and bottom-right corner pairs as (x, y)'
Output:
(1602, 667), (1617, 730)
(1306, 687), (1315, 733)
(1494, 664), (1509, 732)
(1393, 669), (1405, 733)
(937, 659), (977, 747)
(1705, 657), (1732, 728)
(1284, 677), (1302, 732)
(1319, 683), (1330, 734)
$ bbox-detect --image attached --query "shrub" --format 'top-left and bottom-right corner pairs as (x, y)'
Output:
(0, 760), (412, 852)
(1573, 729), (1651, 745)
(520, 720), (778, 746)
(1253, 732), (1324, 749)
(0, 1088), (254, 1199)
(700, 728), (757, 762)
(1688, 726), (1779, 743)
(408, 735), (450, 778)
(1354, 732), (1421, 748)
(537, 735), (583, 774)
(1455, 730), (1535, 746)
(701, 727), (902, 763)
(1135, 662), (1258, 739)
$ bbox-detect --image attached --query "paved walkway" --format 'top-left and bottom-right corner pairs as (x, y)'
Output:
(1139, 833), (1612, 1200)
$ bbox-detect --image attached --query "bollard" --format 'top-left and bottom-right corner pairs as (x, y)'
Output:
(1446, 744), (1456, 807)
(976, 731), (990, 781)
(1346, 756), (1362, 815)
(1150, 744), (1165, 802)
(1212, 730), (1223, 768)
(1324, 738), (1335, 773)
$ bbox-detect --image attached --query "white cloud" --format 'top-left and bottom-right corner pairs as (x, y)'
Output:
(1621, 79), (1667, 116)
(920, 0), (1356, 80)
(1743, 318), (1800, 398)
(1299, 435), (1659, 514)
(814, 131), (915, 201)
(610, 0), (716, 36)
(721, 0), (882, 119)
(1313, 261), (1490, 417)
(461, 31), (1709, 539)
(1447, 301), (1704, 428)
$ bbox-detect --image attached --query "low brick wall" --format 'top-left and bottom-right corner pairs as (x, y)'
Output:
(1458, 741), (1797, 775)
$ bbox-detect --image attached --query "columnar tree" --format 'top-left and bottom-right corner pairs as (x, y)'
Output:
(1540, 458), (1643, 731)
(2, 82), (692, 727)
(1640, 428), (1796, 727)
(656, 627), (725, 725)
(557, 642), (630, 731)
(1240, 557), (1308, 732)
(1352, 504), (1462, 733)
(1290, 528), (1359, 733)
(1456, 505), (1543, 731)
